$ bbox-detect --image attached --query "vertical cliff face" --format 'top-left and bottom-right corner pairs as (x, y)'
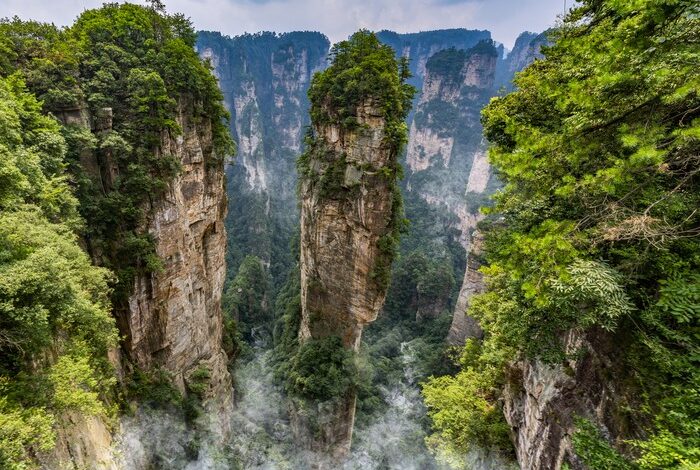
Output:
(377, 29), (492, 89)
(50, 95), (233, 457)
(502, 331), (641, 470)
(125, 99), (233, 418)
(39, 99), (232, 469)
(446, 230), (485, 345)
(296, 100), (400, 460)
(290, 32), (413, 462)
(495, 31), (547, 90)
(196, 31), (329, 289)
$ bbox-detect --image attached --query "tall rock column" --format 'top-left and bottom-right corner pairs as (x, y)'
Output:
(125, 99), (233, 426)
(292, 31), (414, 462)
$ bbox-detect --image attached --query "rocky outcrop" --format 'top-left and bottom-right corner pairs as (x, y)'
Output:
(196, 31), (329, 285)
(297, 95), (403, 459)
(446, 230), (485, 345)
(41, 412), (118, 470)
(404, 43), (497, 268)
(503, 329), (640, 470)
(495, 31), (548, 90)
(45, 96), (233, 468)
(299, 101), (396, 350)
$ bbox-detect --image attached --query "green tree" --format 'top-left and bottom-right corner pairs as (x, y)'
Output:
(423, 0), (700, 466)
(222, 255), (271, 344)
(1, 3), (234, 308)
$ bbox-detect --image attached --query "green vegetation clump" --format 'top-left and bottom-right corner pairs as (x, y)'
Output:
(222, 255), (271, 348)
(422, 0), (700, 466)
(572, 418), (634, 470)
(308, 30), (414, 130)
(0, 75), (118, 469)
(286, 336), (357, 401)
(126, 368), (182, 409)
(422, 340), (512, 461)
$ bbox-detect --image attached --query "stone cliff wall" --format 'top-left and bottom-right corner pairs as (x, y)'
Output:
(196, 31), (329, 287)
(44, 97), (233, 468)
(299, 102), (395, 350)
(125, 98), (233, 420)
(297, 98), (401, 459)
(446, 230), (485, 345)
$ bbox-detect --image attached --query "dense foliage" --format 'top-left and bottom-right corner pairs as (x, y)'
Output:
(286, 336), (357, 401)
(0, 75), (118, 469)
(222, 255), (271, 347)
(423, 0), (700, 467)
(308, 30), (414, 131)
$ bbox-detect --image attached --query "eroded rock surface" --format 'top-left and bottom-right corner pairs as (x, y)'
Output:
(503, 330), (641, 470)
(299, 101), (396, 350)
(125, 102), (232, 420)
(297, 98), (403, 459)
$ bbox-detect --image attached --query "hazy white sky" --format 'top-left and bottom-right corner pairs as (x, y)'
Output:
(2, 0), (568, 49)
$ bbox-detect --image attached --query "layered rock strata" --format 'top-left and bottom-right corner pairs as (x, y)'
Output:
(125, 99), (233, 421)
(503, 330), (639, 469)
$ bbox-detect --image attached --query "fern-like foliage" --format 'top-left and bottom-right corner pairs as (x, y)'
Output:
(550, 260), (634, 331)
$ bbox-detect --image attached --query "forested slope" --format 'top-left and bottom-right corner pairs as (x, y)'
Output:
(423, 1), (700, 468)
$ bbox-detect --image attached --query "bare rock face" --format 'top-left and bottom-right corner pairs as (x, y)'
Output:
(404, 44), (497, 282)
(125, 99), (233, 424)
(495, 31), (547, 91)
(299, 101), (395, 350)
(40, 412), (118, 470)
(503, 330), (639, 469)
(447, 230), (485, 345)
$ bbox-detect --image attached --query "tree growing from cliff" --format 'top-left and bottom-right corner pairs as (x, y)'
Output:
(423, 0), (699, 467)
